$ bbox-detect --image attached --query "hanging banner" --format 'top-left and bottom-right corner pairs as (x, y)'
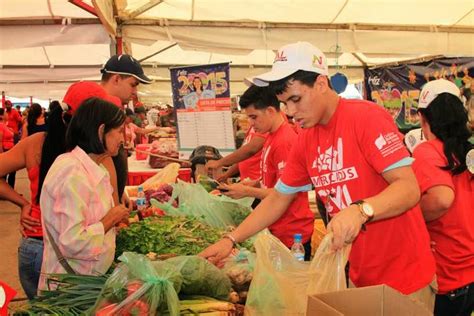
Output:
(170, 63), (235, 159)
(364, 57), (473, 130)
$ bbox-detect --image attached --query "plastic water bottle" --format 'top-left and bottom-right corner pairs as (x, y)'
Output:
(136, 185), (146, 212)
(291, 233), (305, 262)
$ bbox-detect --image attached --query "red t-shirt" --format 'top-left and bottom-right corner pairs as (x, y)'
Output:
(25, 165), (43, 237)
(262, 122), (314, 247)
(238, 127), (267, 181)
(6, 109), (21, 134)
(412, 139), (474, 293)
(280, 98), (435, 294)
(0, 122), (14, 150)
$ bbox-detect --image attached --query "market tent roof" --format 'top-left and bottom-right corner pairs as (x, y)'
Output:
(1, 0), (473, 101)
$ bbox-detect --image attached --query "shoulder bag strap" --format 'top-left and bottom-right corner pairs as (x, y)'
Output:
(45, 226), (76, 275)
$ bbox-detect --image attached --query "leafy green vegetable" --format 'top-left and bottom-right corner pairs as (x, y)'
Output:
(166, 256), (232, 300)
(116, 215), (253, 259)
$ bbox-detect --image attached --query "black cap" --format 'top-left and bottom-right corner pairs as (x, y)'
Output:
(101, 54), (152, 84)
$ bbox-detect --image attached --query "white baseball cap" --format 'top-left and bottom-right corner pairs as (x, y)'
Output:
(404, 128), (425, 154)
(245, 41), (328, 87)
(418, 79), (461, 109)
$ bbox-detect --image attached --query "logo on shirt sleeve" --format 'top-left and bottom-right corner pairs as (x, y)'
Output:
(374, 132), (404, 157)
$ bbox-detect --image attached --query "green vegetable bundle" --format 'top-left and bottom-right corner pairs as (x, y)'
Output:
(13, 274), (107, 316)
(116, 215), (252, 258)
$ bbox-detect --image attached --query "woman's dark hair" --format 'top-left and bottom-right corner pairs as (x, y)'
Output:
(27, 103), (43, 135)
(418, 93), (473, 175)
(48, 100), (61, 113)
(37, 106), (67, 203)
(191, 77), (204, 92)
(239, 85), (280, 111)
(0, 108), (4, 116)
(66, 98), (125, 154)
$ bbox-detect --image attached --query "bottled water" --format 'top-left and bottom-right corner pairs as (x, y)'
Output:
(136, 185), (146, 212)
(291, 233), (305, 262)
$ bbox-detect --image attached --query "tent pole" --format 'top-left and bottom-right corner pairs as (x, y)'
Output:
(68, 0), (98, 17)
(1, 91), (5, 108)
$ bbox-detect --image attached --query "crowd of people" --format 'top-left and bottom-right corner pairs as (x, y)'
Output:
(0, 42), (472, 315)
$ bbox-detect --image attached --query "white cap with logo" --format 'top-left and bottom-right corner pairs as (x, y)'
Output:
(418, 79), (461, 109)
(245, 41), (328, 87)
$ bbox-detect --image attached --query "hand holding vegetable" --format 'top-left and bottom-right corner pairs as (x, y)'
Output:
(198, 237), (234, 266)
(101, 204), (130, 232)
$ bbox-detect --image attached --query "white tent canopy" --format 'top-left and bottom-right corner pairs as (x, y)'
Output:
(1, 0), (473, 101)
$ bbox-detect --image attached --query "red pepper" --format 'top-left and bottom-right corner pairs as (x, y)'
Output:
(126, 280), (143, 296)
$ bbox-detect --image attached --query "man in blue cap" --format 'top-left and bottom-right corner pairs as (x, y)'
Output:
(100, 54), (152, 105)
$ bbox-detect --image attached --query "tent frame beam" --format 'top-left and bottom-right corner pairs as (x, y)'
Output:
(123, 19), (474, 34)
(0, 18), (99, 25)
(126, 0), (164, 20)
(68, 0), (98, 17)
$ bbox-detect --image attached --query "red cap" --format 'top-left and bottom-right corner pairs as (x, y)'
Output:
(4, 100), (12, 106)
(63, 81), (122, 114)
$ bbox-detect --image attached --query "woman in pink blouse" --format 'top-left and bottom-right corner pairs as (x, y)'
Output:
(39, 98), (130, 290)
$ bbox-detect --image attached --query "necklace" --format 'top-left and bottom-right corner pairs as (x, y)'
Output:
(316, 102), (340, 225)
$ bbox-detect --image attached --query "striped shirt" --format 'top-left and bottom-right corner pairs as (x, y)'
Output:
(39, 146), (115, 290)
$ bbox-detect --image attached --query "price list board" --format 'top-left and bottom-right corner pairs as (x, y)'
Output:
(177, 109), (235, 159)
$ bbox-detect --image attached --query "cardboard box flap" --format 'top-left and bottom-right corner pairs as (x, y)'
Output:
(307, 285), (431, 316)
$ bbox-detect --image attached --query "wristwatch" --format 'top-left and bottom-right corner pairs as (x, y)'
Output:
(351, 200), (375, 223)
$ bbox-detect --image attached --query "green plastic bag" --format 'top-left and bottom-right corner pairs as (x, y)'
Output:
(166, 255), (232, 300)
(245, 231), (350, 316)
(151, 180), (254, 228)
(92, 252), (182, 316)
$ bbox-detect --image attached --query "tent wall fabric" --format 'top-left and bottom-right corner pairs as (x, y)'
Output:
(0, 0), (473, 101)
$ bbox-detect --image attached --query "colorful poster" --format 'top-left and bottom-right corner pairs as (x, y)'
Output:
(170, 63), (231, 111)
(364, 57), (473, 130)
(170, 63), (235, 158)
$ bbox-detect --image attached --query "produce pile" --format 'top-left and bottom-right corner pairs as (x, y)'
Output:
(115, 215), (253, 259)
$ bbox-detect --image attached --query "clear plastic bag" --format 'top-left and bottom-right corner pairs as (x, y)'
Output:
(151, 180), (254, 228)
(92, 252), (182, 316)
(165, 255), (232, 300)
(245, 231), (350, 316)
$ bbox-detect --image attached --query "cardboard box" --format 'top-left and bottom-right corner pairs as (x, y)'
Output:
(307, 285), (431, 316)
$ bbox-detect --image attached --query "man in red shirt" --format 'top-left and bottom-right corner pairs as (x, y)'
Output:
(201, 42), (436, 311)
(205, 127), (266, 182)
(218, 85), (314, 258)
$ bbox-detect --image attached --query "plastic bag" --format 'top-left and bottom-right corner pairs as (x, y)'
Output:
(92, 252), (182, 316)
(125, 163), (180, 198)
(245, 231), (350, 316)
(166, 255), (232, 300)
(151, 180), (254, 228)
(223, 248), (255, 292)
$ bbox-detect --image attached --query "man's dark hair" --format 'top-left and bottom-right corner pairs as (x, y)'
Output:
(239, 85), (280, 111)
(418, 93), (473, 175)
(66, 97), (125, 154)
(270, 70), (320, 95)
(101, 73), (132, 82)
